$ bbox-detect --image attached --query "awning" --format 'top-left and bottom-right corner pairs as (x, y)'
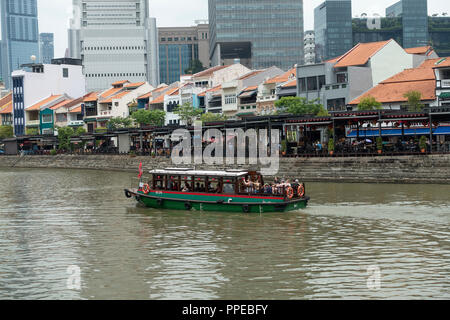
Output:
(434, 126), (450, 135)
(238, 90), (257, 98)
(347, 127), (436, 138)
(84, 118), (97, 123)
(439, 92), (450, 99)
(237, 112), (256, 117)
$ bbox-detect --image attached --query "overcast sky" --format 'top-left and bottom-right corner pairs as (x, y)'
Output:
(32, 0), (450, 57)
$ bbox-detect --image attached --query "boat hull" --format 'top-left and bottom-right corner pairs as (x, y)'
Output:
(125, 189), (309, 213)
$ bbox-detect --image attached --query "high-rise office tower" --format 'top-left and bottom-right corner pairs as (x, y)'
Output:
(68, 0), (159, 91)
(39, 33), (54, 64)
(158, 22), (210, 85)
(386, 0), (428, 49)
(208, 0), (304, 70)
(314, 0), (352, 62)
(0, 0), (40, 89)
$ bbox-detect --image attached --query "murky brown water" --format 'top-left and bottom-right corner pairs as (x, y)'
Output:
(0, 168), (448, 299)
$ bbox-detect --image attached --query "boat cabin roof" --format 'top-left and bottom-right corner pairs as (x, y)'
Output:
(149, 168), (251, 178)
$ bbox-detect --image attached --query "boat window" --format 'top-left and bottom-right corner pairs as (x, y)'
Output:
(193, 177), (206, 192)
(223, 182), (235, 194)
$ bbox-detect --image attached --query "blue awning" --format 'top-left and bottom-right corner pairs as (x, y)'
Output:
(346, 127), (440, 138)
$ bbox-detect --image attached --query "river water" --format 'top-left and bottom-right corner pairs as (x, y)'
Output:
(0, 168), (448, 300)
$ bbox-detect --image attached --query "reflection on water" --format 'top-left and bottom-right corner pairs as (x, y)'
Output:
(0, 168), (448, 299)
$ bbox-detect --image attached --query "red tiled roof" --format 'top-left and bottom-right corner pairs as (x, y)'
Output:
(0, 101), (12, 114)
(84, 92), (99, 102)
(334, 40), (392, 68)
(0, 92), (12, 109)
(111, 80), (129, 86)
(150, 87), (180, 105)
(50, 99), (74, 110)
(265, 68), (297, 84)
(124, 82), (146, 88)
(405, 46), (432, 55)
(138, 92), (152, 100)
(326, 56), (343, 63)
(349, 60), (439, 105)
(198, 85), (222, 97)
(282, 79), (297, 88)
(70, 106), (82, 113)
(433, 57), (450, 68)
(193, 65), (229, 78)
(100, 87), (122, 99)
(27, 95), (62, 111)
(102, 90), (130, 103)
(238, 70), (264, 80)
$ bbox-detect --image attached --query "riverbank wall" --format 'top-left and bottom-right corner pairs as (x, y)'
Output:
(1, 154), (449, 184)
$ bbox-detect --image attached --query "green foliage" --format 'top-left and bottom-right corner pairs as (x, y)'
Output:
(200, 112), (228, 123)
(95, 127), (107, 133)
(403, 91), (424, 112)
(275, 97), (328, 116)
(26, 128), (39, 136)
(281, 140), (287, 153)
(57, 127), (75, 151)
(184, 59), (206, 75)
(50, 149), (57, 156)
(75, 127), (87, 136)
(0, 125), (13, 139)
(419, 136), (427, 150)
(358, 95), (382, 111)
(328, 138), (335, 152)
(174, 102), (203, 126)
(131, 109), (166, 126)
(376, 137), (383, 151)
(107, 117), (133, 130)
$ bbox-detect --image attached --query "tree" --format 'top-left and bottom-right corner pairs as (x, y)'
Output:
(75, 127), (87, 136)
(200, 112), (228, 123)
(107, 117), (133, 130)
(357, 95), (382, 111)
(275, 97), (329, 116)
(184, 59), (206, 75)
(57, 127), (75, 151)
(403, 91), (424, 112)
(0, 125), (13, 140)
(131, 109), (166, 127)
(174, 102), (203, 126)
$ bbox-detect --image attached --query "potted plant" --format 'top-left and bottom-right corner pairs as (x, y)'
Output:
(129, 151), (136, 158)
(419, 136), (427, 153)
(151, 151), (156, 158)
(376, 137), (383, 154)
(281, 139), (287, 156)
(328, 138), (335, 156)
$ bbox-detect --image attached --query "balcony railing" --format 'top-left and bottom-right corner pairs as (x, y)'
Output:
(99, 110), (112, 116)
(257, 95), (276, 102)
(441, 79), (450, 88)
(26, 120), (40, 127)
(68, 120), (85, 126)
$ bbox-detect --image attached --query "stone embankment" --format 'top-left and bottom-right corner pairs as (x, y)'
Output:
(1, 154), (449, 184)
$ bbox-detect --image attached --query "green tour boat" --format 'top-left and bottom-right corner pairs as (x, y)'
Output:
(125, 168), (310, 213)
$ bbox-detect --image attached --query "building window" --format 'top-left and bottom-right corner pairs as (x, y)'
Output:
(337, 73), (347, 83)
(225, 95), (236, 105)
(63, 68), (69, 78)
(42, 114), (52, 123)
(299, 78), (307, 92)
(319, 75), (326, 89)
(307, 77), (318, 91)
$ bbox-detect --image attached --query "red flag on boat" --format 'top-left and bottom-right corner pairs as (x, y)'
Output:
(138, 162), (143, 179)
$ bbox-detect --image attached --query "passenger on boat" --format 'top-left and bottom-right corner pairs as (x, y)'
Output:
(182, 183), (191, 192)
(195, 183), (201, 192)
(292, 179), (300, 195)
(263, 183), (273, 194)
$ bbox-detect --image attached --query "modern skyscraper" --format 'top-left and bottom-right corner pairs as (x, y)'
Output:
(304, 30), (316, 65)
(0, 0), (40, 89)
(158, 23), (210, 85)
(386, 0), (428, 48)
(314, 0), (352, 62)
(68, 0), (159, 91)
(39, 33), (54, 64)
(208, 0), (304, 70)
